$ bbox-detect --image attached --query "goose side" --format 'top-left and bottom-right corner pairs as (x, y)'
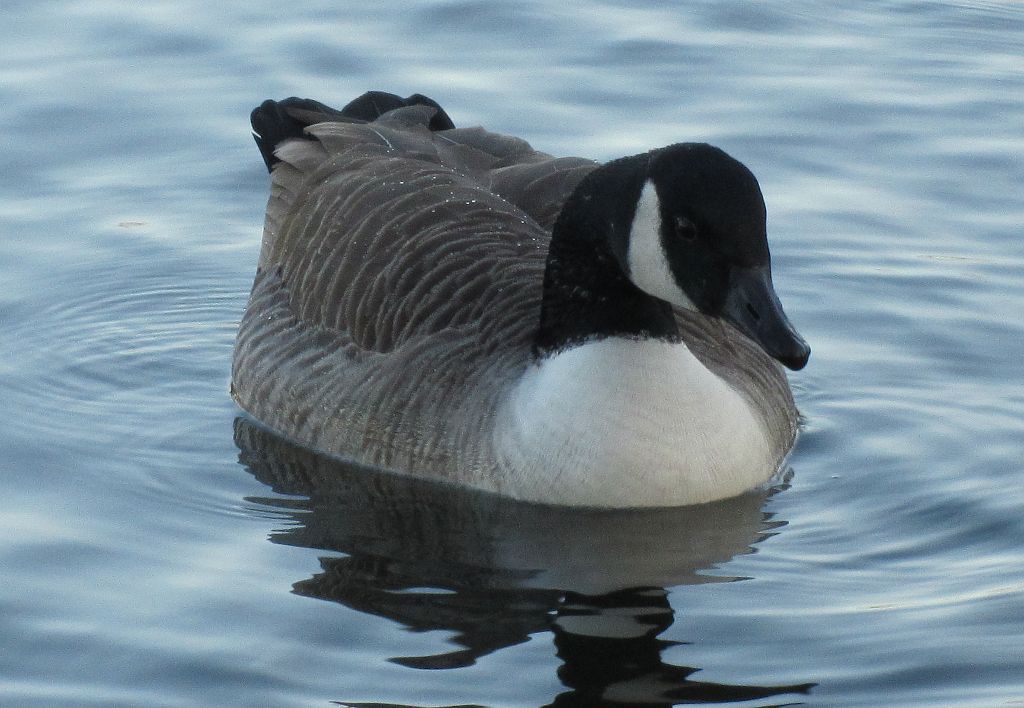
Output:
(231, 92), (810, 508)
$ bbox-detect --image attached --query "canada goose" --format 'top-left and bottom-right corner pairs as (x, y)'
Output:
(232, 91), (810, 508)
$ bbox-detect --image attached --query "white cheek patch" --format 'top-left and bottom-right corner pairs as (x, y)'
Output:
(626, 181), (697, 311)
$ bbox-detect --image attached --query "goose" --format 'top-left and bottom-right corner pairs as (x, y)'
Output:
(232, 91), (810, 508)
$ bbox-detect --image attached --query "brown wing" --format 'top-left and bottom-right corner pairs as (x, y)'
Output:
(256, 106), (597, 354)
(233, 106), (597, 472)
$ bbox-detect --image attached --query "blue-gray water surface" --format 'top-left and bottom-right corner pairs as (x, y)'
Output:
(2, 2), (1023, 706)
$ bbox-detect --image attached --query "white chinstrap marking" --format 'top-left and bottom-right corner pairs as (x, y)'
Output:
(494, 338), (773, 507)
(626, 181), (697, 311)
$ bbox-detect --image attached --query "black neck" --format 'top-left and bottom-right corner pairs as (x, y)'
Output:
(533, 154), (679, 358)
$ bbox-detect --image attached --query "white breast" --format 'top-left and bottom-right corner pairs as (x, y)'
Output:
(493, 338), (775, 507)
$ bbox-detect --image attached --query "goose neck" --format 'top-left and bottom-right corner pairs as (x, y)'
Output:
(534, 155), (678, 357)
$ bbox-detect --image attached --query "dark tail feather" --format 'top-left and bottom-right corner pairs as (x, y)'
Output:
(338, 91), (455, 131)
(250, 98), (334, 172)
(250, 92), (455, 172)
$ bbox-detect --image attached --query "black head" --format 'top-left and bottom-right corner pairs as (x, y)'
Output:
(624, 143), (810, 370)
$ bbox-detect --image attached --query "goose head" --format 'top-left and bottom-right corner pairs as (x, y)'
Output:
(613, 143), (810, 370)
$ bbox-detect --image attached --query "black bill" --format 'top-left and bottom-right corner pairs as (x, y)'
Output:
(722, 265), (810, 371)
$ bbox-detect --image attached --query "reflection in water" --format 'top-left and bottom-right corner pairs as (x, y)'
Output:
(550, 589), (813, 707)
(234, 417), (814, 706)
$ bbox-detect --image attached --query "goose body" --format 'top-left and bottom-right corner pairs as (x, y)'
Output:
(232, 92), (809, 508)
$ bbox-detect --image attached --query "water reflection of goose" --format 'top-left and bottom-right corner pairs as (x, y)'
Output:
(235, 418), (814, 705)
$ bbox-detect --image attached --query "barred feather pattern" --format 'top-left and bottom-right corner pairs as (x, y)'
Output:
(232, 106), (797, 497)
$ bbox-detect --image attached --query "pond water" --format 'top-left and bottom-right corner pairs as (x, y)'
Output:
(2, 1), (1023, 706)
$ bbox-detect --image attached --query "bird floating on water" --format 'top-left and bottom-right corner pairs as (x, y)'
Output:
(232, 91), (810, 508)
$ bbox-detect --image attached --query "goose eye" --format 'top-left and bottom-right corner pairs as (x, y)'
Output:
(674, 215), (697, 241)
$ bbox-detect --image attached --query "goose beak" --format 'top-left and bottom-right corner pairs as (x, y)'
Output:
(722, 265), (810, 371)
